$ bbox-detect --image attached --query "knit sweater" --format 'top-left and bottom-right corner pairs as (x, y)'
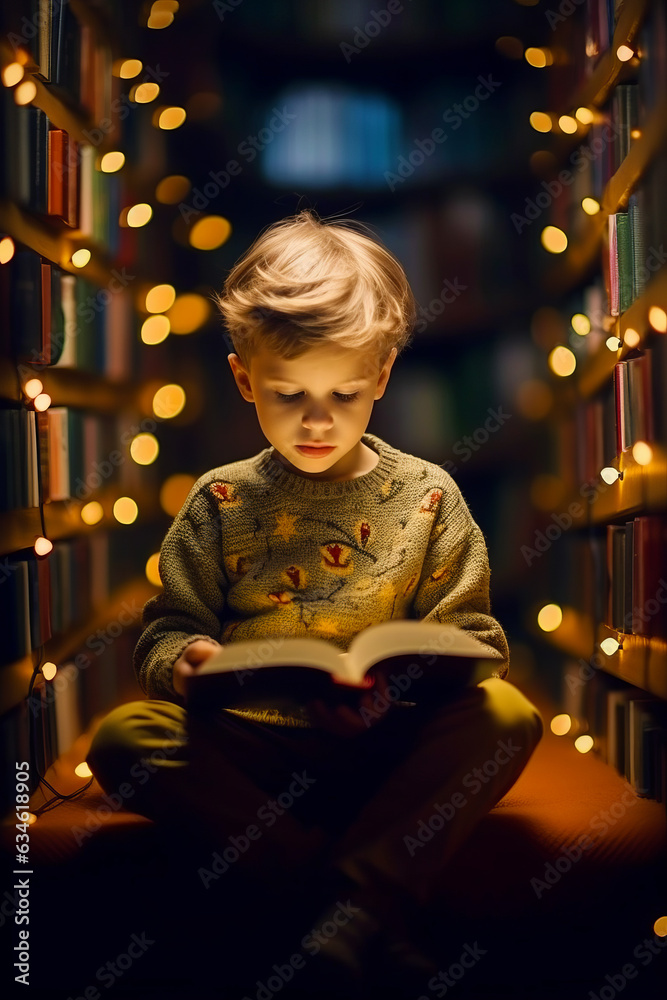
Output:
(134, 433), (510, 725)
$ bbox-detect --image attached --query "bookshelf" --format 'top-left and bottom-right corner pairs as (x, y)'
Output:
(0, 3), (182, 814)
(531, 0), (667, 806)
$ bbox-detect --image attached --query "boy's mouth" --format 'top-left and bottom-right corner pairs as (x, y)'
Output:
(296, 444), (335, 457)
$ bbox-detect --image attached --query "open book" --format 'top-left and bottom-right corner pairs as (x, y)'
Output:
(184, 621), (504, 712)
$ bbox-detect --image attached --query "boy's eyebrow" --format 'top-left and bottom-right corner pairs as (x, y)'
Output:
(269, 374), (373, 386)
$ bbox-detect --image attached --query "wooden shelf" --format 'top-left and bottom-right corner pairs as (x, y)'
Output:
(562, 0), (649, 114)
(536, 614), (667, 701)
(597, 623), (667, 698)
(0, 356), (147, 411)
(578, 266), (667, 398)
(563, 446), (667, 529)
(0, 488), (164, 556)
(0, 199), (119, 288)
(0, 577), (158, 716)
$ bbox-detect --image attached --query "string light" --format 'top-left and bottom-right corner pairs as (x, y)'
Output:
(648, 306), (667, 332)
(126, 204), (153, 228)
(600, 637), (620, 655)
(616, 45), (634, 62)
(145, 284), (175, 313)
(558, 115), (577, 134)
(81, 501), (104, 525)
(24, 378), (43, 398)
(14, 79), (37, 105)
(141, 315), (171, 345)
(548, 346), (576, 376)
(574, 734), (594, 753)
(571, 313), (591, 336)
(42, 662), (57, 680)
(34, 536), (53, 556)
(33, 393), (51, 411)
(575, 107), (594, 124)
(75, 762), (93, 778)
(2, 62), (25, 87)
(529, 111), (552, 133)
(541, 226), (568, 253)
(600, 467), (623, 484)
(623, 328), (640, 348)
(100, 152), (125, 173)
(606, 335), (622, 351)
(114, 59), (143, 79)
(581, 197), (600, 215)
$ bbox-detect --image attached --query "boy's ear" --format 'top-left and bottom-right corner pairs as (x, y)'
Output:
(374, 347), (397, 400)
(227, 354), (255, 403)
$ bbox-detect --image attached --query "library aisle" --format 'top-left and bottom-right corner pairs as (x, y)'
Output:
(0, 2), (665, 998)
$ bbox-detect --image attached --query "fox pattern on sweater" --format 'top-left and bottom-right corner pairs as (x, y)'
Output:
(134, 434), (509, 722)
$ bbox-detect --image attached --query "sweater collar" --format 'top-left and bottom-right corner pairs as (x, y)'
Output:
(254, 433), (401, 498)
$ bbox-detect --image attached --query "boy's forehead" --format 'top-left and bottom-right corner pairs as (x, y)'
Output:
(252, 344), (378, 381)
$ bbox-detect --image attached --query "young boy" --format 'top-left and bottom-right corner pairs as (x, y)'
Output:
(87, 210), (543, 996)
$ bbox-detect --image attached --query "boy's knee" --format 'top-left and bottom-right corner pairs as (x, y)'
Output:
(478, 677), (544, 750)
(87, 699), (187, 788)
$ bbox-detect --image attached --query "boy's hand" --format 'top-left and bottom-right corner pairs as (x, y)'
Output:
(308, 673), (392, 737)
(172, 639), (220, 697)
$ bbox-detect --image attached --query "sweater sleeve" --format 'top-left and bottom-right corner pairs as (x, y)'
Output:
(412, 476), (509, 679)
(133, 482), (228, 701)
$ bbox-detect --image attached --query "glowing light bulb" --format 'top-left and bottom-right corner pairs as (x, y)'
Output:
(42, 661), (57, 680)
(116, 59), (143, 79)
(616, 45), (634, 62)
(548, 346), (576, 376)
(75, 762), (93, 778)
(558, 115), (577, 133)
(606, 336), (622, 351)
(623, 328), (640, 348)
(34, 536), (53, 556)
(131, 82), (160, 103)
(130, 433), (159, 465)
(145, 284), (176, 313)
(541, 226), (568, 253)
(600, 637), (620, 655)
(581, 197), (600, 215)
(71, 248), (91, 268)
(648, 307), (667, 332)
(632, 441), (653, 466)
(24, 378), (43, 398)
(550, 714), (572, 736)
(156, 106), (186, 130)
(141, 315), (171, 345)
(81, 501), (104, 525)
(100, 151), (125, 173)
(575, 734), (594, 753)
(600, 467), (621, 485)
(529, 111), (552, 133)
(14, 79), (37, 105)
(0, 236), (15, 263)
(153, 384), (186, 419)
(537, 603), (562, 632)
(571, 313), (591, 336)
(575, 107), (594, 125)
(145, 552), (162, 587)
(654, 916), (667, 937)
(113, 497), (138, 524)
(33, 393), (51, 411)
(126, 204), (152, 228)
(2, 62), (25, 87)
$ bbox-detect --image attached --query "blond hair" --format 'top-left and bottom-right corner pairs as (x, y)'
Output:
(215, 210), (416, 366)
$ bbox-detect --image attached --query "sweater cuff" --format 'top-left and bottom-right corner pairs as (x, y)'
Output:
(153, 634), (222, 700)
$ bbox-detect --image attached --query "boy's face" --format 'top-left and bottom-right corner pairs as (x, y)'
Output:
(228, 342), (396, 480)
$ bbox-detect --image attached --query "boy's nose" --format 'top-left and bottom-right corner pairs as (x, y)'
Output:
(302, 403), (334, 430)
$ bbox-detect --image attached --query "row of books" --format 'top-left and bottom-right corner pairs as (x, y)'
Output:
(568, 341), (666, 486)
(544, 514), (667, 640)
(0, 247), (137, 376)
(0, 523), (159, 670)
(0, 404), (151, 510)
(1, 0), (118, 127)
(2, 535), (106, 666)
(606, 516), (667, 637)
(0, 626), (140, 811)
(0, 92), (121, 248)
(563, 662), (667, 802)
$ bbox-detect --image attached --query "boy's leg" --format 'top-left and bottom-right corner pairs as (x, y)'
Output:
(327, 677), (544, 908)
(86, 699), (330, 870)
